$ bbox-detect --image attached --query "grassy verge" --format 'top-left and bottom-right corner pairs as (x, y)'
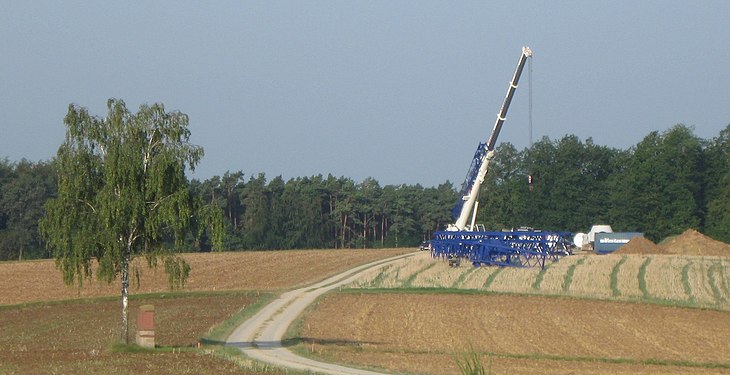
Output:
(202, 292), (277, 344)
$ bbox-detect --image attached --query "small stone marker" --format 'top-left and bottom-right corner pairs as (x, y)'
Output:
(136, 304), (155, 348)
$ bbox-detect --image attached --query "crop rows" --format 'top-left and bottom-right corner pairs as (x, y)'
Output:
(349, 252), (730, 310)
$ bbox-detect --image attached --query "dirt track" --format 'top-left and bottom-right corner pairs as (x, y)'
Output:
(225, 252), (420, 374)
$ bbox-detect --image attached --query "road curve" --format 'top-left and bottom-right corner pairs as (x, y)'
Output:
(225, 251), (419, 375)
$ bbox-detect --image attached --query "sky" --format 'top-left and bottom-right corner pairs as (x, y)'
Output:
(2, 1), (729, 187)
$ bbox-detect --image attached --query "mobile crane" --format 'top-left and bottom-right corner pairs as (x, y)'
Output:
(432, 47), (572, 268)
(449, 46), (532, 232)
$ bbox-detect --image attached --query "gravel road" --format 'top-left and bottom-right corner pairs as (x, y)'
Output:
(226, 251), (418, 374)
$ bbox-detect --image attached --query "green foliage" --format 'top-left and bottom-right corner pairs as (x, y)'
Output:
(0, 159), (56, 260)
(39, 99), (223, 342)
(40, 99), (215, 285)
(4, 122), (730, 256)
(704, 125), (730, 242)
(455, 347), (489, 375)
(610, 125), (704, 241)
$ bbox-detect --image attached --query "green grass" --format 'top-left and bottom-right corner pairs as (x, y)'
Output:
(638, 257), (652, 299)
(455, 346), (491, 375)
(531, 261), (552, 291)
(562, 257), (587, 293)
(610, 255), (628, 297)
(721, 259), (730, 296)
(483, 267), (504, 289)
(368, 264), (391, 288)
(708, 261), (727, 304)
(452, 266), (478, 288)
(682, 261), (695, 302)
(202, 292), (277, 344)
(403, 262), (436, 288)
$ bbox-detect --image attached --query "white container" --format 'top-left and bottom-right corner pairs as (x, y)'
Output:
(588, 225), (613, 244)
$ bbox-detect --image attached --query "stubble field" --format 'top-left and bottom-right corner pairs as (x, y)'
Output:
(2, 241), (729, 374)
(349, 251), (730, 309)
(296, 292), (730, 374)
(288, 233), (730, 374)
(0, 248), (410, 374)
(0, 248), (412, 306)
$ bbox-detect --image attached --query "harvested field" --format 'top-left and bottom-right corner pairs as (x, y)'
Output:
(534, 253), (583, 293)
(568, 253), (620, 298)
(645, 256), (692, 302)
(486, 264), (541, 294)
(0, 248), (412, 306)
(295, 292), (730, 375)
(613, 254), (647, 298)
(352, 251), (730, 309)
(4, 245), (729, 374)
(0, 292), (281, 375)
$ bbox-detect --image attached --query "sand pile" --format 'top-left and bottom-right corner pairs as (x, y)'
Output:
(614, 236), (664, 255)
(659, 229), (730, 256)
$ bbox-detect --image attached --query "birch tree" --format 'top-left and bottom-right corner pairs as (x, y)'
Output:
(40, 99), (222, 343)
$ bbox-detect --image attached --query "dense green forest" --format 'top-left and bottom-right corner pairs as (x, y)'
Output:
(1, 123), (729, 260)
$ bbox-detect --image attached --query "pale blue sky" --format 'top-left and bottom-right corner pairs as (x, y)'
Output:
(2, 1), (729, 186)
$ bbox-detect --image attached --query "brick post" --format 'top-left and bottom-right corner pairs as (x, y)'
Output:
(135, 304), (155, 348)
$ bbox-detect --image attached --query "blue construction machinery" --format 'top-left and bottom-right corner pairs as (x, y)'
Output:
(431, 46), (572, 269)
(431, 229), (572, 268)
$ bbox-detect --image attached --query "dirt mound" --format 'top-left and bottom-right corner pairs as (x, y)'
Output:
(613, 236), (664, 255)
(659, 229), (730, 256)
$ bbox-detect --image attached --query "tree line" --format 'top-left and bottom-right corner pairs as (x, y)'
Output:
(1, 123), (729, 260)
(478, 124), (730, 243)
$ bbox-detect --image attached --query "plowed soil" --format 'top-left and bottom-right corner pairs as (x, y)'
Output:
(296, 292), (730, 374)
(0, 249), (412, 306)
(0, 292), (281, 375)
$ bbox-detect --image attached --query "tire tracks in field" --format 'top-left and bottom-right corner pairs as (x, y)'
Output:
(225, 251), (419, 375)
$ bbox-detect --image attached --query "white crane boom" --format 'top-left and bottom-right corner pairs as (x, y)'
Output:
(449, 46), (532, 231)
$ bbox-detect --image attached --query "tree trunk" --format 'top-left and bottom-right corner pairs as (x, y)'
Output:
(341, 214), (347, 248)
(120, 247), (130, 343)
